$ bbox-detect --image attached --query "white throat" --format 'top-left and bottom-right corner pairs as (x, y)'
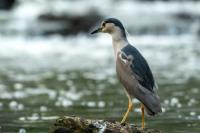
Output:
(111, 30), (128, 58)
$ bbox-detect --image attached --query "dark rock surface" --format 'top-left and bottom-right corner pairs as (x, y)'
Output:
(0, 0), (15, 10)
(38, 11), (104, 36)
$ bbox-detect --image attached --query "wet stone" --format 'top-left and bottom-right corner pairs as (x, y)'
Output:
(49, 116), (161, 133)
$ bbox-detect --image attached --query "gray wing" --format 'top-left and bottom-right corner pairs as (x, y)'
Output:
(118, 45), (162, 115)
(121, 44), (156, 92)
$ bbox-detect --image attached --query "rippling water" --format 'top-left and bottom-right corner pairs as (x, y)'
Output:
(0, 0), (200, 133)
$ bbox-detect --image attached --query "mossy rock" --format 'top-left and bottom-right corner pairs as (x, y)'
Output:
(49, 116), (161, 133)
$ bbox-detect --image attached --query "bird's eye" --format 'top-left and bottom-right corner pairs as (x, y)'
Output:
(102, 22), (106, 27)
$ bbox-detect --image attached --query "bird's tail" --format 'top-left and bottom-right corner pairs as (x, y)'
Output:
(135, 86), (162, 116)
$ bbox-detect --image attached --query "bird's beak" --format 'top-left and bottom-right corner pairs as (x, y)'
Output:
(90, 27), (102, 34)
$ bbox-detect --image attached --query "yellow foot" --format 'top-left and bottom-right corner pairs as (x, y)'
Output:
(120, 100), (133, 124)
(141, 103), (145, 128)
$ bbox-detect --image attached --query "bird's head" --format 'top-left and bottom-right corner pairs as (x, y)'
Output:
(91, 18), (126, 38)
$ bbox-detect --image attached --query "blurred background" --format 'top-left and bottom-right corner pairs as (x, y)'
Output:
(0, 0), (200, 133)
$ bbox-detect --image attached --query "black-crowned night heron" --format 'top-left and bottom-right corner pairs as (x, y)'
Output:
(91, 18), (162, 128)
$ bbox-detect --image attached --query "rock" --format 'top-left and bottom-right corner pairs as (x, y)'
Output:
(38, 11), (104, 36)
(0, 0), (15, 10)
(49, 116), (161, 133)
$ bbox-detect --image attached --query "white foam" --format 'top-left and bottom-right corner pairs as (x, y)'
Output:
(40, 106), (47, 112)
(61, 100), (72, 107)
(190, 112), (196, 116)
(164, 99), (169, 105)
(19, 117), (26, 121)
(19, 128), (26, 133)
(3, 0), (199, 37)
(0, 87), (57, 101)
(0, 102), (3, 110)
(170, 97), (179, 107)
(188, 98), (197, 107)
(162, 107), (166, 113)
(27, 113), (40, 121)
(0, 34), (199, 84)
(87, 101), (96, 107)
(98, 101), (105, 108)
(41, 116), (59, 120)
(9, 101), (24, 111)
(12, 0), (200, 19)
(14, 83), (24, 90)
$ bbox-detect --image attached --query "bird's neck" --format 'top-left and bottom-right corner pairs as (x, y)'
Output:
(112, 34), (128, 58)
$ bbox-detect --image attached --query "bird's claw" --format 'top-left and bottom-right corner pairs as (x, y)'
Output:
(120, 122), (126, 126)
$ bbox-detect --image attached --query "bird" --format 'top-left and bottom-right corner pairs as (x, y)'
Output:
(91, 18), (162, 128)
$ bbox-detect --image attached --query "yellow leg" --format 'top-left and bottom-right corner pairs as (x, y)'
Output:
(120, 97), (133, 124)
(141, 104), (145, 128)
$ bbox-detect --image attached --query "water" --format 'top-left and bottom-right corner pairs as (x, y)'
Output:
(0, 0), (200, 133)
